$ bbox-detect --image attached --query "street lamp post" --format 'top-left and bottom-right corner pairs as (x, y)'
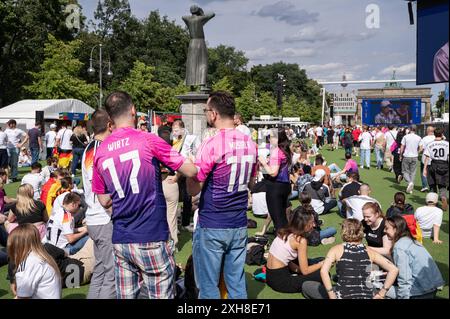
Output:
(88, 44), (113, 108)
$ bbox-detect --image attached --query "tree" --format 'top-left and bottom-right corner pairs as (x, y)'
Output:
(435, 89), (449, 117)
(119, 61), (161, 112)
(208, 45), (249, 95)
(236, 82), (258, 122)
(24, 35), (98, 107)
(0, 0), (80, 107)
(212, 76), (234, 92)
(155, 82), (189, 113)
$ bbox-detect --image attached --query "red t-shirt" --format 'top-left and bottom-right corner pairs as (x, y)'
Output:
(352, 129), (361, 141)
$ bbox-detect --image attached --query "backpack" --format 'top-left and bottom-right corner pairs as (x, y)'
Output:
(402, 215), (423, 244)
(245, 243), (266, 266)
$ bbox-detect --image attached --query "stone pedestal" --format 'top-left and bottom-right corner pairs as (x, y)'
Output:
(177, 92), (208, 138)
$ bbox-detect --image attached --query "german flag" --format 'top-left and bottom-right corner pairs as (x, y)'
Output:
(58, 150), (73, 169)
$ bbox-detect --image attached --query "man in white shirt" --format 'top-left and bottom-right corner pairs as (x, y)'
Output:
(418, 126), (435, 192)
(81, 109), (116, 299)
(44, 192), (88, 255)
(343, 184), (380, 221)
(0, 127), (8, 170)
(55, 121), (73, 169)
(400, 125), (422, 194)
(234, 113), (251, 137)
(315, 125), (323, 148)
(5, 119), (29, 182)
(45, 124), (57, 159)
(415, 192), (443, 244)
(384, 125), (397, 171)
(358, 126), (373, 169)
(21, 162), (45, 200)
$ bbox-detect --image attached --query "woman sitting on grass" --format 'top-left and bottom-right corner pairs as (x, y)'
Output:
(384, 215), (444, 299)
(265, 206), (324, 293)
(302, 219), (398, 299)
(6, 184), (48, 239)
(8, 223), (61, 299)
(362, 202), (392, 257)
(386, 192), (414, 218)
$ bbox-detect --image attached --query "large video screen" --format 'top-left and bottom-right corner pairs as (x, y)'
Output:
(417, 0), (449, 85)
(362, 99), (422, 126)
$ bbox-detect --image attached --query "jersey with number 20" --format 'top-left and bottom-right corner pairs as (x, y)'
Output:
(195, 128), (258, 229)
(92, 127), (185, 244)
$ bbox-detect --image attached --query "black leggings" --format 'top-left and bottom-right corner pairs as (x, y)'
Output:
(265, 180), (291, 231)
(178, 176), (193, 227)
(266, 265), (322, 293)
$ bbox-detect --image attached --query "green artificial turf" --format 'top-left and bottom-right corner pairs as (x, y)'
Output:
(0, 148), (448, 299)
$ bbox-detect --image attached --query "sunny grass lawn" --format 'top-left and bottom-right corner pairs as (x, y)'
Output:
(0, 148), (448, 299)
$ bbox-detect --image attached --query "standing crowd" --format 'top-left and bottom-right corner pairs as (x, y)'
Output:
(0, 91), (448, 299)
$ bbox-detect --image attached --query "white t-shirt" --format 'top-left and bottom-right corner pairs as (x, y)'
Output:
(56, 128), (73, 150)
(419, 135), (435, 164)
(44, 196), (73, 249)
(45, 131), (57, 148)
(4, 128), (26, 148)
(344, 195), (380, 221)
(15, 252), (61, 299)
(252, 192), (269, 216)
(401, 133), (421, 158)
(384, 130), (398, 150)
(21, 173), (45, 200)
(424, 140), (449, 162)
(82, 140), (110, 226)
(316, 127), (323, 137)
(358, 132), (373, 150)
(0, 131), (8, 149)
(236, 124), (251, 137)
(415, 206), (443, 238)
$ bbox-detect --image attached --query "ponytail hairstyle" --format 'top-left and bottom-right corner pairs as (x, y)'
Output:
(277, 205), (314, 242)
(394, 192), (406, 210)
(362, 202), (384, 219)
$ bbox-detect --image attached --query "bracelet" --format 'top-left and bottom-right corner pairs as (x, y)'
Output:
(326, 287), (334, 292)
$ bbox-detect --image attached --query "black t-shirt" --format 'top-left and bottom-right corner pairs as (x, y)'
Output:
(362, 219), (385, 248)
(70, 134), (88, 149)
(340, 181), (361, 200)
(28, 128), (41, 149)
(11, 200), (47, 224)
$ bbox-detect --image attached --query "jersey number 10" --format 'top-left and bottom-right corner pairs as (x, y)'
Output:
(227, 155), (254, 192)
(102, 150), (141, 199)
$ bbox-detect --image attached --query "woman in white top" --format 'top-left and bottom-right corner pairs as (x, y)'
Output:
(8, 223), (61, 299)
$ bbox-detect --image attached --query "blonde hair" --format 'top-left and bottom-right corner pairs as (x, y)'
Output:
(362, 202), (384, 218)
(341, 219), (365, 243)
(15, 184), (37, 216)
(73, 125), (84, 137)
(7, 224), (60, 277)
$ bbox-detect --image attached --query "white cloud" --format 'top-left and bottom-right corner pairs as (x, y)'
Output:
(245, 47), (316, 61)
(380, 63), (416, 76)
(255, 1), (319, 26)
(303, 63), (345, 73)
(284, 26), (340, 43)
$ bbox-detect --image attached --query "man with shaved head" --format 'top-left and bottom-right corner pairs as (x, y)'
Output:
(343, 183), (381, 221)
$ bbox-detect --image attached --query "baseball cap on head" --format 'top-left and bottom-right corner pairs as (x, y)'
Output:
(425, 192), (439, 204)
(313, 169), (326, 182)
(380, 100), (391, 108)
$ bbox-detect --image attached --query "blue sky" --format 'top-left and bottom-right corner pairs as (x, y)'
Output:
(78, 0), (447, 105)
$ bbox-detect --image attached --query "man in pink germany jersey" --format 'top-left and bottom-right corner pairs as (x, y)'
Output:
(92, 91), (197, 299)
(187, 91), (258, 299)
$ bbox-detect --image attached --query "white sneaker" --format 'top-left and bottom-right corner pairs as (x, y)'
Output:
(182, 224), (195, 233)
(420, 187), (429, 192)
(406, 182), (414, 194)
(360, 165), (364, 169)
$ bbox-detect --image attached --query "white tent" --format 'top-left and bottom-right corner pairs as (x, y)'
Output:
(0, 99), (94, 130)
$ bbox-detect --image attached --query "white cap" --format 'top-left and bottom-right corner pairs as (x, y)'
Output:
(313, 169), (326, 182)
(50, 124), (57, 129)
(426, 192), (439, 204)
(380, 100), (391, 107)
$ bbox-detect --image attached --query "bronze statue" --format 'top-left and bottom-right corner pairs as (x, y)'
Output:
(182, 5), (215, 89)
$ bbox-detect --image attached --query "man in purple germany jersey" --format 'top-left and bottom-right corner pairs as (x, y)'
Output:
(92, 91), (197, 299)
(187, 91), (258, 299)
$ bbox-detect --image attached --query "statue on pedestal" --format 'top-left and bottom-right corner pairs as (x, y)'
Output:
(182, 5), (215, 91)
